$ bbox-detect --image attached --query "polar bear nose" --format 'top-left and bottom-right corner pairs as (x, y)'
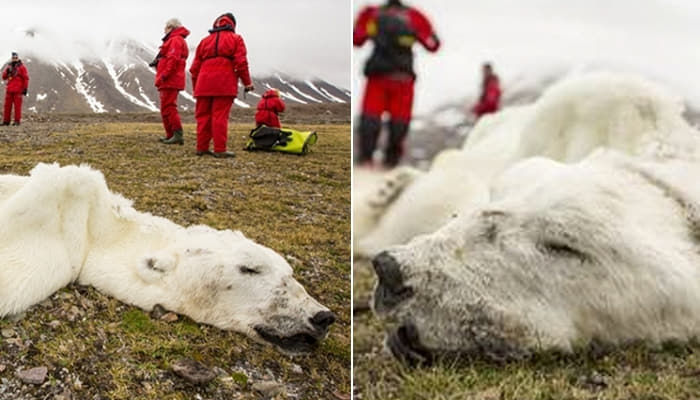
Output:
(373, 251), (414, 311)
(373, 251), (405, 291)
(310, 311), (336, 331)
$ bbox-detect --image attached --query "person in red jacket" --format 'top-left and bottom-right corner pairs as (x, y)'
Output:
(255, 89), (285, 128)
(153, 18), (190, 145)
(471, 62), (501, 119)
(354, 0), (440, 168)
(190, 12), (254, 158)
(2, 52), (29, 126)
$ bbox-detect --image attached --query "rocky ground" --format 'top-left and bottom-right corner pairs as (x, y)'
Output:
(0, 107), (350, 400)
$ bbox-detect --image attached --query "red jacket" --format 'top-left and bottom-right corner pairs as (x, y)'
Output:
(472, 75), (501, 118)
(190, 15), (252, 97)
(354, 4), (440, 77)
(255, 89), (285, 127)
(2, 61), (29, 94)
(155, 26), (190, 90)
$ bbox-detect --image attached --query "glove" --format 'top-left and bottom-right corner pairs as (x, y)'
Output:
(22, 88), (27, 96)
(244, 85), (255, 93)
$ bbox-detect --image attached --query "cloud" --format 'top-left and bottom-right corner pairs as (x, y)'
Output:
(0, 0), (351, 87)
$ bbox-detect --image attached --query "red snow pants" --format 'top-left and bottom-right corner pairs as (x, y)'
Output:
(159, 89), (182, 138)
(195, 96), (234, 153)
(361, 75), (415, 122)
(3, 92), (22, 123)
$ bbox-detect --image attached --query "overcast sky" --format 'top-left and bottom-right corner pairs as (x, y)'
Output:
(353, 0), (700, 115)
(0, 0), (351, 88)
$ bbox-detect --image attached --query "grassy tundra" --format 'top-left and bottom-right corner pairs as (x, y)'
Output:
(0, 109), (350, 400)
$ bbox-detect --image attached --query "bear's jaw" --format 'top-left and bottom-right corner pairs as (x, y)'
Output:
(253, 325), (327, 355)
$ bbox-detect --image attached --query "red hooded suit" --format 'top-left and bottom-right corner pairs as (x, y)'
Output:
(2, 58), (29, 124)
(190, 13), (253, 154)
(155, 25), (190, 139)
(354, 1), (440, 167)
(255, 89), (285, 128)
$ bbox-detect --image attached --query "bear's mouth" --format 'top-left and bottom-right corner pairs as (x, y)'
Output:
(254, 326), (322, 354)
(386, 323), (435, 366)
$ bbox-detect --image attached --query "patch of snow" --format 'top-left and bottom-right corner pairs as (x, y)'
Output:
(36, 93), (47, 101)
(234, 99), (250, 108)
(305, 80), (345, 103)
(71, 60), (106, 113)
(104, 60), (158, 111)
(288, 83), (322, 103)
(318, 87), (345, 103)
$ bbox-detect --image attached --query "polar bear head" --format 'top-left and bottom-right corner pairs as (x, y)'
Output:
(372, 152), (700, 365)
(137, 226), (335, 354)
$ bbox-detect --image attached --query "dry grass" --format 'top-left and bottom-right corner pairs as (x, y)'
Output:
(353, 259), (700, 400)
(0, 118), (350, 399)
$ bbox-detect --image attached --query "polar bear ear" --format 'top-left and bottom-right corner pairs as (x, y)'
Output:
(136, 252), (177, 283)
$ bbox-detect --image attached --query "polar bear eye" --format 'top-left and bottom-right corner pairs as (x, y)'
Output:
(239, 265), (261, 275)
(539, 240), (589, 263)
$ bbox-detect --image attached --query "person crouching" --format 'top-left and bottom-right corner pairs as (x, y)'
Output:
(255, 89), (285, 128)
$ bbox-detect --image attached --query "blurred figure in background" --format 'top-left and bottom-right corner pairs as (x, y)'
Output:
(2, 52), (29, 126)
(354, 0), (440, 168)
(470, 62), (501, 120)
(255, 88), (285, 128)
(153, 18), (190, 145)
(190, 12), (254, 158)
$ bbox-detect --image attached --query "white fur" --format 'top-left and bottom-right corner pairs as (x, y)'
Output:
(0, 163), (331, 352)
(375, 151), (700, 360)
(354, 72), (700, 257)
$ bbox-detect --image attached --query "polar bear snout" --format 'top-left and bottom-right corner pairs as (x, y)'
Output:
(372, 251), (414, 313)
(310, 310), (336, 332)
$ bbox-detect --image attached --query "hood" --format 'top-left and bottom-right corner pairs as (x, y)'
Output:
(163, 26), (190, 41)
(210, 13), (236, 33)
(263, 89), (280, 98)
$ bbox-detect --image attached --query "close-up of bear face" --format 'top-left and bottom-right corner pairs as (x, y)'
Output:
(372, 155), (700, 365)
(138, 227), (336, 355)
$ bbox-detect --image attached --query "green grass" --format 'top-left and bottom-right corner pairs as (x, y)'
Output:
(353, 259), (700, 400)
(0, 118), (350, 399)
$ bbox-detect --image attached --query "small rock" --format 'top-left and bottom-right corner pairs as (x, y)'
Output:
(54, 389), (72, 400)
(160, 312), (179, 322)
(0, 364), (6, 373)
(252, 380), (286, 398)
(48, 320), (61, 329)
(16, 366), (48, 385)
(291, 364), (303, 374)
(1, 328), (16, 338)
(577, 370), (608, 391)
(171, 358), (216, 384)
(150, 304), (167, 319)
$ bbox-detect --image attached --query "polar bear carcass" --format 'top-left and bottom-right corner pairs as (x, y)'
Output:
(373, 151), (700, 365)
(354, 72), (700, 258)
(0, 163), (335, 354)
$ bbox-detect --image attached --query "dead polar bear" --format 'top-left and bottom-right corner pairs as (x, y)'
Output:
(355, 72), (700, 258)
(373, 150), (700, 365)
(0, 163), (335, 354)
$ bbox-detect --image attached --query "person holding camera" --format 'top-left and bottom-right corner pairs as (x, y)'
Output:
(2, 52), (29, 126)
(153, 18), (190, 145)
(190, 12), (254, 158)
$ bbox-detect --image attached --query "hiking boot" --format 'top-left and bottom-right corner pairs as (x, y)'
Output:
(212, 151), (235, 158)
(1, 121), (9, 126)
(158, 136), (169, 143)
(196, 150), (213, 156)
(11, 121), (19, 126)
(162, 129), (183, 145)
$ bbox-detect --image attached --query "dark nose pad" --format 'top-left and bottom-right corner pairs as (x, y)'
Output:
(310, 311), (336, 331)
(372, 251), (414, 311)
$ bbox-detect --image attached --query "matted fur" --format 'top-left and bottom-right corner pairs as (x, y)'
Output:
(374, 151), (700, 364)
(0, 163), (331, 353)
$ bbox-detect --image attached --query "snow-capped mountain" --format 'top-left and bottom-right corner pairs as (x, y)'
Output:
(13, 39), (350, 114)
